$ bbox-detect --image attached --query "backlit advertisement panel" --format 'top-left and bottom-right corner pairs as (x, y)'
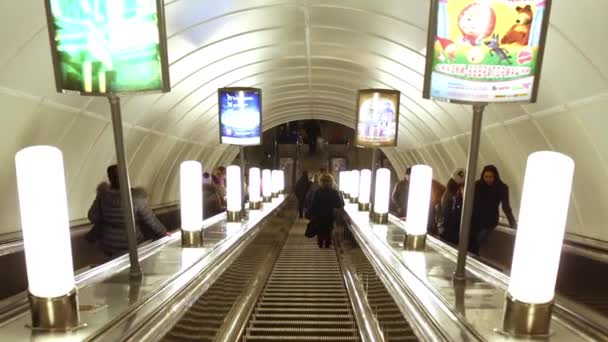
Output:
(423, 0), (552, 103)
(45, 0), (170, 95)
(219, 88), (262, 146)
(355, 89), (400, 148)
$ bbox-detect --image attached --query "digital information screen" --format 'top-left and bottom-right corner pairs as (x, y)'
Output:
(355, 90), (400, 148)
(423, 0), (551, 103)
(219, 88), (262, 146)
(45, 0), (170, 95)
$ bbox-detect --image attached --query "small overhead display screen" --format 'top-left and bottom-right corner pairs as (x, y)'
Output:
(355, 89), (400, 148)
(423, 0), (552, 103)
(218, 88), (262, 146)
(45, 0), (170, 95)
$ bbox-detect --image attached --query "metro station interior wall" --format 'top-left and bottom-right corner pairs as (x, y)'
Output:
(388, 95), (608, 242)
(0, 89), (234, 236)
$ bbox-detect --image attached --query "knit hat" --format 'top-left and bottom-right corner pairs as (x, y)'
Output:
(452, 168), (466, 184)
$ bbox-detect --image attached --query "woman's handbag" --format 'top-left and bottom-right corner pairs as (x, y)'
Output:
(305, 220), (317, 238)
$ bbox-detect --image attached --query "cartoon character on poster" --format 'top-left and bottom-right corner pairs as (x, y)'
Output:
(430, 0), (546, 102)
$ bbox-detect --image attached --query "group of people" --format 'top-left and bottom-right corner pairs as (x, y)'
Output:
(391, 164), (517, 255)
(295, 168), (345, 248)
(86, 164), (230, 258)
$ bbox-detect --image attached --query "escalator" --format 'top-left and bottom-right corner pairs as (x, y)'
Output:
(161, 203), (420, 341)
(243, 226), (358, 341)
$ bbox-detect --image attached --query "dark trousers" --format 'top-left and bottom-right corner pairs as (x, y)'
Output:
(317, 232), (331, 248)
(298, 200), (305, 218)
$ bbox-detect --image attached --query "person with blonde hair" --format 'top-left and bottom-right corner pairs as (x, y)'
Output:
(308, 173), (344, 248)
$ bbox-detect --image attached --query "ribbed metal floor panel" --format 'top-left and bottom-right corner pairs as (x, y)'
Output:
(243, 224), (360, 342)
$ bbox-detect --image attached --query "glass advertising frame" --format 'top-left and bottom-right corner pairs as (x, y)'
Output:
(422, 0), (553, 104)
(44, 0), (171, 96)
(218, 87), (263, 146)
(355, 89), (400, 148)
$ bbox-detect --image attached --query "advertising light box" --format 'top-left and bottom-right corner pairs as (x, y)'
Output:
(45, 0), (170, 95)
(423, 0), (552, 103)
(219, 88), (262, 146)
(355, 89), (400, 148)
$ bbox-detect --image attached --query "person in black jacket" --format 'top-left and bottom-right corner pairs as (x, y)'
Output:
(308, 174), (344, 248)
(294, 171), (312, 218)
(469, 165), (517, 255)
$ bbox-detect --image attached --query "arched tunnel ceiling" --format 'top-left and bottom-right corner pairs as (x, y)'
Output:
(0, 1), (607, 239)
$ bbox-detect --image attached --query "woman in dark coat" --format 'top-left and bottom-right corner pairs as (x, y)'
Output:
(308, 174), (344, 248)
(469, 165), (517, 255)
(294, 171), (312, 218)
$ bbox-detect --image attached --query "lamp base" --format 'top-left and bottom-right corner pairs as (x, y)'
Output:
(263, 196), (272, 203)
(358, 203), (370, 211)
(349, 197), (358, 204)
(272, 192), (278, 198)
(344, 194), (351, 200)
(250, 201), (261, 210)
(403, 234), (426, 251)
(28, 289), (83, 331)
(227, 210), (242, 222)
(500, 294), (553, 338)
(181, 229), (203, 248)
(372, 213), (388, 224)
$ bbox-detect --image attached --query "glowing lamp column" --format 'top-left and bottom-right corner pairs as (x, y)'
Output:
(249, 168), (262, 209)
(271, 170), (281, 198)
(343, 171), (351, 199)
(180, 161), (203, 247)
(502, 152), (575, 337)
(262, 169), (272, 202)
(338, 171), (346, 197)
(278, 170), (285, 194)
(15, 146), (80, 331)
(403, 165), (433, 251)
(358, 169), (371, 211)
(226, 166), (242, 222)
(373, 168), (391, 224)
(350, 170), (360, 204)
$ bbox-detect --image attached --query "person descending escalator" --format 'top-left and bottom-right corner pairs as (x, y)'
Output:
(308, 174), (344, 248)
(469, 165), (517, 255)
(294, 171), (312, 218)
(86, 165), (168, 258)
(438, 168), (466, 245)
(390, 167), (411, 218)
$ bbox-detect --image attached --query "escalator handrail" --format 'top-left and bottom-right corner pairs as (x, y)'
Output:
(342, 211), (482, 342)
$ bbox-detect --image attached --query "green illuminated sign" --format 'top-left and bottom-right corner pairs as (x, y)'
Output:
(46, 0), (170, 95)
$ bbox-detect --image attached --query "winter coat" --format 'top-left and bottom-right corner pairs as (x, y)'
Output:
(470, 166), (517, 234)
(304, 183), (320, 211)
(308, 187), (344, 234)
(391, 179), (409, 217)
(203, 183), (223, 217)
(87, 183), (167, 256)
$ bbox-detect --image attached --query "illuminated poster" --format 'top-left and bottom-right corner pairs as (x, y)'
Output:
(423, 0), (552, 103)
(45, 0), (170, 95)
(355, 90), (400, 147)
(219, 88), (262, 146)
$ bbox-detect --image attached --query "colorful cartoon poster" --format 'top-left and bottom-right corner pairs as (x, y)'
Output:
(219, 88), (262, 145)
(356, 90), (400, 147)
(423, 0), (551, 103)
(45, 0), (170, 95)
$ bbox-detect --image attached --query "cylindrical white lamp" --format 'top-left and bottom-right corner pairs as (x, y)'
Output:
(403, 165), (433, 251)
(373, 168), (391, 224)
(278, 170), (285, 194)
(502, 151), (575, 337)
(249, 168), (262, 209)
(180, 161), (203, 247)
(358, 169), (371, 211)
(339, 171), (346, 196)
(15, 146), (80, 331)
(271, 170), (281, 197)
(226, 165), (242, 222)
(262, 169), (272, 202)
(350, 170), (360, 204)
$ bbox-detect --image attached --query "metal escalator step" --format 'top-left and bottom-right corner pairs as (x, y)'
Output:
(247, 327), (358, 336)
(243, 336), (359, 341)
(257, 302), (351, 309)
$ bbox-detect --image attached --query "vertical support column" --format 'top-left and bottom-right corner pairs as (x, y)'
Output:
(108, 95), (142, 279)
(239, 146), (246, 212)
(369, 148), (379, 213)
(454, 103), (485, 280)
